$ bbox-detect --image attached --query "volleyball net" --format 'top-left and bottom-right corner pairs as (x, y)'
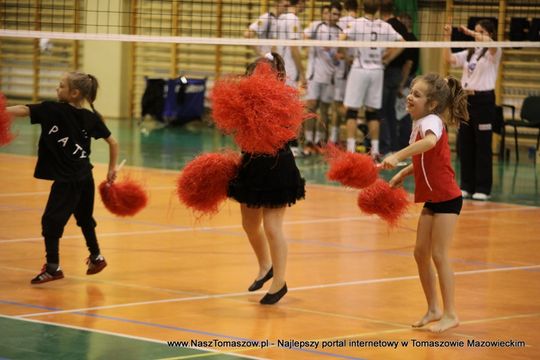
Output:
(1, 0), (540, 116)
(2, 1), (540, 46)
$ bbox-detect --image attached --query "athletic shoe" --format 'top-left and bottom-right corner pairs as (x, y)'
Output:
(86, 255), (107, 275)
(461, 190), (471, 198)
(472, 192), (490, 201)
(31, 264), (64, 284)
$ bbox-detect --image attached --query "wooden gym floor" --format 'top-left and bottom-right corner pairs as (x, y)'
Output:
(0, 119), (539, 359)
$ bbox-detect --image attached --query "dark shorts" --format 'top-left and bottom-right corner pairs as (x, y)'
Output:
(423, 196), (463, 215)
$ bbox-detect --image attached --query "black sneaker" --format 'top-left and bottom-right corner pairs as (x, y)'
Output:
(31, 264), (64, 284)
(86, 255), (107, 275)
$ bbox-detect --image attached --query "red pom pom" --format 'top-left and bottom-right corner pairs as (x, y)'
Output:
(99, 178), (148, 217)
(177, 151), (241, 215)
(324, 144), (378, 189)
(211, 63), (313, 154)
(0, 93), (15, 146)
(357, 179), (410, 226)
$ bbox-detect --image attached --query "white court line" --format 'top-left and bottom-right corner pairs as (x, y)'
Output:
(0, 264), (204, 296)
(15, 264), (540, 319)
(0, 184), (353, 198)
(2, 204), (539, 244)
(0, 216), (375, 244)
(0, 186), (176, 197)
(308, 312), (540, 343)
(0, 314), (265, 360)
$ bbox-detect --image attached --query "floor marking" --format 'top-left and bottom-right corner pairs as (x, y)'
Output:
(304, 312), (540, 343)
(2, 203), (538, 244)
(12, 264), (539, 318)
(0, 314), (264, 360)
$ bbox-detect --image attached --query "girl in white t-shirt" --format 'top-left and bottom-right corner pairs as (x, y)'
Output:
(381, 73), (469, 333)
(443, 20), (501, 201)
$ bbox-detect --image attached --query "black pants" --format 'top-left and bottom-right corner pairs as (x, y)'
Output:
(458, 91), (495, 195)
(379, 67), (403, 154)
(41, 176), (100, 264)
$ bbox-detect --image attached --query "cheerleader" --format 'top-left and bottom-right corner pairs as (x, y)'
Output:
(227, 53), (305, 304)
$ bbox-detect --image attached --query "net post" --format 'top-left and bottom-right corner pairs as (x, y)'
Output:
(32, 0), (42, 102)
(442, 0), (453, 77)
(170, 0), (180, 78)
(215, 0), (224, 80)
(496, 0), (507, 105)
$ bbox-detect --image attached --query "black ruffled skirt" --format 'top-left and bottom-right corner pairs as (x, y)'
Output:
(228, 146), (305, 208)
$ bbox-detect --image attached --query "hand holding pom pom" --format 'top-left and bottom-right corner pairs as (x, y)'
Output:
(99, 160), (148, 217)
(99, 178), (148, 217)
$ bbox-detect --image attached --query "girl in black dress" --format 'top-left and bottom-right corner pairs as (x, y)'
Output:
(228, 52), (305, 304)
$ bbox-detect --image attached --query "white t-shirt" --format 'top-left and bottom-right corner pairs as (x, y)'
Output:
(410, 114), (444, 145)
(452, 47), (502, 91)
(248, 12), (277, 55)
(345, 17), (402, 70)
(277, 12), (302, 85)
(304, 21), (341, 83)
(335, 15), (355, 79)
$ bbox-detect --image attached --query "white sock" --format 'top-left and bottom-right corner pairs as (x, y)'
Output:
(304, 130), (314, 144)
(330, 126), (338, 143)
(347, 138), (356, 152)
(315, 131), (324, 144)
(371, 140), (379, 154)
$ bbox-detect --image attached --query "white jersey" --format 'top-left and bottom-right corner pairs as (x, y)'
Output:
(335, 15), (356, 80)
(345, 17), (402, 70)
(248, 12), (278, 55)
(304, 21), (342, 83)
(452, 47), (502, 91)
(277, 12), (302, 85)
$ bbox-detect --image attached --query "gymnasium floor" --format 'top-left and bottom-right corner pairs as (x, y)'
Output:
(1, 118), (539, 360)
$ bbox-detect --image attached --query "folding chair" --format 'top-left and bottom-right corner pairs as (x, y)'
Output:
(500, 95), (540, 161)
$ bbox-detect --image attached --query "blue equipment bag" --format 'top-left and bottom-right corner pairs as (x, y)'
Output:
(163, 77), (206, 125)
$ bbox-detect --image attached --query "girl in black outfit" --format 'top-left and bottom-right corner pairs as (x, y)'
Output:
(228, 52), (305, 305)
(7, 72), (119, 284)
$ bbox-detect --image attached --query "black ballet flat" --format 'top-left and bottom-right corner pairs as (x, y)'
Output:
(259, 283), (287, 305)
(248, 267), (273, 292)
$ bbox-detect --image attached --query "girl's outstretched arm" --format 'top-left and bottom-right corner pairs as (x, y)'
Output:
(381, 132), (437, 169)
(104, 135), (119, 183)
(6, 105), (30, 118)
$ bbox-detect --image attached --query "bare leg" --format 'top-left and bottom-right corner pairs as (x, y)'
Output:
(346, 116), (357, 152)
(262, 206), (288, 293)
(367, 119), (379, 142)
(330, 101), (344, 144)
(429, 213), (460, 333)
(305, 99), (318, 140)
(318, 102), (331, 143)
(241, 204), (272, 279)
(412, 208), (443, 327)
